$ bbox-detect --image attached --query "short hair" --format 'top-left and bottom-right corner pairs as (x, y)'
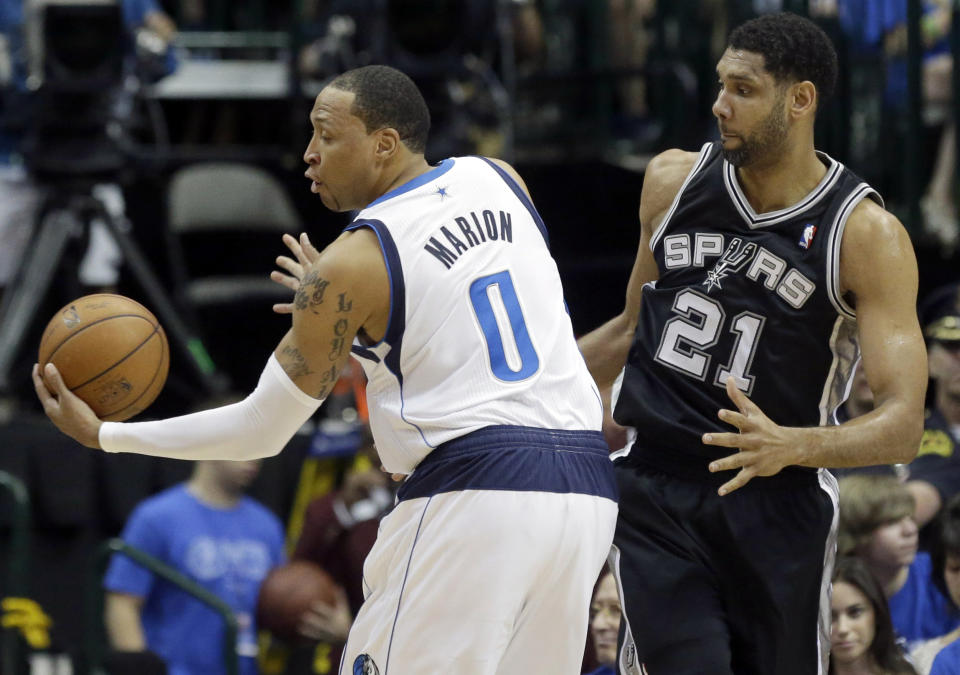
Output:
(837, 475), (915, 556)
(728, 12), (838, 109)
(931, 493), (960, 606)
(328, 65), (431, 154)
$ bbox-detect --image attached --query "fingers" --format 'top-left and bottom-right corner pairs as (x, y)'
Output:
(274, 256), (304, 280)
(717, 408), (747, 429)
(717, 467), (756, 496)
(299, 232), (320, 262)
(708, 451), (746, 473)
(724, 376), (749, 412)
(32, 363), (57, 410)
(701, 431), (742, 448)
(272, 303), (294, 315)
(282, 232), (302, 258)
(270, 269), (300, 291)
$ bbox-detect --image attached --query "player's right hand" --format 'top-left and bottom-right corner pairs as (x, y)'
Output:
(271, 232), (321, 314)
(32, 363), (103, 449)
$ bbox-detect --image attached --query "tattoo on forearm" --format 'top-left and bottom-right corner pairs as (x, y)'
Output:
(320, 365), (337, 386)
(329, 336), (346, 361)
(337, 293), (353, 312)
(280, 345), (314, 378)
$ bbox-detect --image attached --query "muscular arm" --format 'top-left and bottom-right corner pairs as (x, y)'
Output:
(34, 230), (389, 459)
(707, 200), (927, 493)
(792, 202), (927, 468)
(104, 592), (146, 651)
(577, 149), (696, 390)
(275, 228), (389, 399)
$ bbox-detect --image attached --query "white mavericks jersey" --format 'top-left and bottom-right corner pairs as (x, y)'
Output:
(345, 156), (602, 474)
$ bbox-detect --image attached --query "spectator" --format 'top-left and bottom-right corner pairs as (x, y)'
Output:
(585, 570), (620, 675)
(912, 494), (960, 673)
(287, 437), (394, 672)
(839, 474), (958, 646)
(830, 556), (917, 674)
(836, 0), (956, 249)
(905, 283), (960, 529)
(103, 459), (285, 675)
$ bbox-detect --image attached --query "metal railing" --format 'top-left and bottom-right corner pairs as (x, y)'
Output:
(85, 538), (239, 675)
(0, 470), (31, 675)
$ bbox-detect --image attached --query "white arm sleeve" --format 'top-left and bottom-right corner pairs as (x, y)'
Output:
(99, 353), (323, 459)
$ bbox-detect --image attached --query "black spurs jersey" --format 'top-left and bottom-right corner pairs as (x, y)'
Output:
(614, 141), (882, 466)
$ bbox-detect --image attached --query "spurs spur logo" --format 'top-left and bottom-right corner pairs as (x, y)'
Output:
(702, 237), (757, 292)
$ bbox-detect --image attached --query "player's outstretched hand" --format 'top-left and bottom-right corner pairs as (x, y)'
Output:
(703, 376), (795, 496)
(272, 232), (322, 314)
(297, 586), (352, 643)
(32, 363), (102, 449)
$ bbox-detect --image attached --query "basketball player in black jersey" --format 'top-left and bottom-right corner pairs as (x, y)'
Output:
(579, 13), (928, 675)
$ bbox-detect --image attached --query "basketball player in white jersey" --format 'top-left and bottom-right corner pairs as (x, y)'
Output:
(34, 65), (618, 675)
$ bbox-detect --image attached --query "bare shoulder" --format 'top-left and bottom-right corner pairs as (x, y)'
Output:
(639, 148), (702, 233)
(319, 227), (386, 273)
(839, 197), (916, 295)
(843, 197), (908, 248)
(484, 156), (533, 199)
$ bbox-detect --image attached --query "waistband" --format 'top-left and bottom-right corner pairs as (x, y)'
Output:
(621, 444), (820, 490)
(397, 425), (618, 502)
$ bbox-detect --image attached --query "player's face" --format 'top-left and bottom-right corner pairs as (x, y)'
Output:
(830, 581), (876, 667)
(862, 514), (918, 571)
(304, 87), (382, 212)
(590, 573), (621, 666)
(943, 553), (960, 608)
(712, 48), (790, 168)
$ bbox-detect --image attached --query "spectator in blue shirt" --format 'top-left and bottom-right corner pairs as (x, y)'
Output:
(103, 459), (285, 675)
(839, 474), (960, 647)
(912, 494), (960, 673)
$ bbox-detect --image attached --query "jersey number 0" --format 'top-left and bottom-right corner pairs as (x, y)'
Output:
(469, 270), (540, 382)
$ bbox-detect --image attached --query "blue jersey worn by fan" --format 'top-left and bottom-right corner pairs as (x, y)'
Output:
(104, 484), (285, 675)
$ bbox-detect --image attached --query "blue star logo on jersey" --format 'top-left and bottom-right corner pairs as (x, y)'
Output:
(435, 185), (449, 200)
(702, 237), (757, 292)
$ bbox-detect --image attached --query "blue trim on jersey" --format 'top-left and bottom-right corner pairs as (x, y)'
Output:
(365, 159), (455, 209)
(396, 426), (618, 501)
(384, 496), (433, 675)
(350, 345), (381, 363)
(343, 219), (405, 349)
(344, 218), (433, 448)
(476, 156), (550, 248)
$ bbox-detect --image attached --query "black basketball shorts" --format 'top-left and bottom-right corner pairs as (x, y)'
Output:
(610, 457), (838, 675)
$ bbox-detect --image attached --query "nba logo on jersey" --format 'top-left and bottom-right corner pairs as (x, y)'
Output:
(798, 223), (818, 249)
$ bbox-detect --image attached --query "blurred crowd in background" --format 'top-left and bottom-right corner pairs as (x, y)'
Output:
(2, 0), (960, 674)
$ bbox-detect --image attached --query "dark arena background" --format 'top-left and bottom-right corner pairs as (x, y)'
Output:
(1, 1), (959, 673)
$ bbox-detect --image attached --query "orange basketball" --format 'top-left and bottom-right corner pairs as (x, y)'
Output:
(38, 294), (169, 422)
(256, 560), (340, 642)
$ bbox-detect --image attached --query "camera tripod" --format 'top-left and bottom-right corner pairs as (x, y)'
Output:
(0, 173), (228, 401)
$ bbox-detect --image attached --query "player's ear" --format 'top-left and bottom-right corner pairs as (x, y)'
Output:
(789, 81), (816, 119)
(374, 127), (401, 161)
